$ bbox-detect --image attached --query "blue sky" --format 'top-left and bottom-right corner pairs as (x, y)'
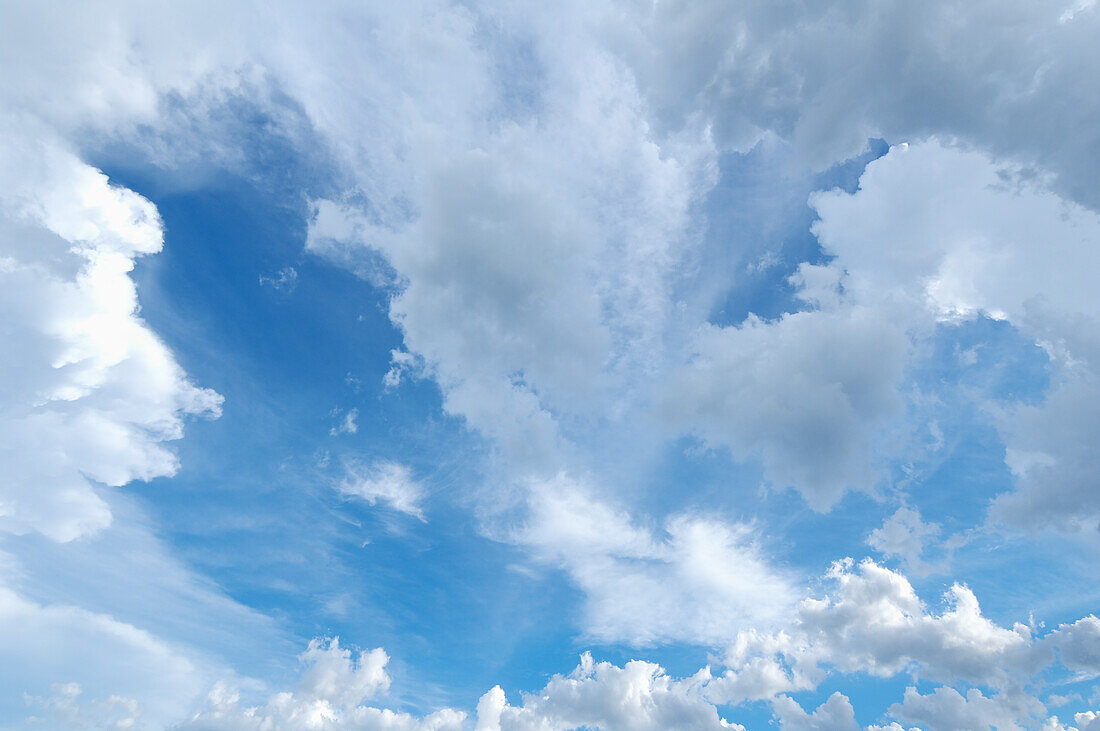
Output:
(1, 2), (1099, 730)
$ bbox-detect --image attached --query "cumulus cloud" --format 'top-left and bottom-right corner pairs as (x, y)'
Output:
(477, 653), (743, 731)
(339, 461), (426, 521)
(178, 579), (1099, 730)
(1076, 711), (1100, 731)
(710, 558), (1048, 702)
(1046, 615), (1100, 676)
(702, 560), (1100, 726)
(184, 637), (465, 730)
(888, 686), (1049, 731)
(189, 640), (751, 731)
(0, 138), (221, 541)
(771, 692), (859, 731)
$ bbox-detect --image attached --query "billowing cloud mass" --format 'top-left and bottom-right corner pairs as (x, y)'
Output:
(0, 0), (1098, 728)
(716, 559), (1046, 694)
(0, 138), (221, 541)
(811, 140), (1100, 530)
(183, 562), (1100, 730)
(476, 654), (743, 731)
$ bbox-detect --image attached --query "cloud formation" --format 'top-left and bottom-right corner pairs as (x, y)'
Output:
(0, 137), (221, 541)
(339, 461), (427, 521)
(518, 475), (798, 646)
(1, 1), (1099, 727)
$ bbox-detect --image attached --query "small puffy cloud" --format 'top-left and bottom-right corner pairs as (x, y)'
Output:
(518, 475), (798, 646)
(339, 461), (425, 521)
(259, 266), (298, 292)
(771, 692), (859, 731)
(295, 638), (390, 709)
(867, 507), (945, 577)
(1076, 711), (1100, 731)
(330, 408), (359, 436)
(382, 350), (424, 391)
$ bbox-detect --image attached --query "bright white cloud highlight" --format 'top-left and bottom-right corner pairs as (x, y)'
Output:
(518, 475), (798, 646)
(711, 558), (1048, 702)
(0, 138), (221, 542)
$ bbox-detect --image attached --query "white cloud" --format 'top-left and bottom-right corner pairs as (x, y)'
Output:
(0, 137), (221, 542)
(1076, 711), (1100, 731)
(867, 507), (946, 577)
(713, 558), (1047, 699)
(771, 692), (859, 731)
(339, 461), (426, 521)
(662, 307), (908, 510)
(1046, 615), (1100, 676)
(183, 638), (466, 731)
(810, 139), (1100, 530)
(518, 475), (798, 646)
(888, 686), (1048, 731)
(476, 652), (743, 731)
(188, 641), (756, 731)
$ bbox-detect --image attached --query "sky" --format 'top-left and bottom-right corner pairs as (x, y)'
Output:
(1, 1), (1099, 729)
